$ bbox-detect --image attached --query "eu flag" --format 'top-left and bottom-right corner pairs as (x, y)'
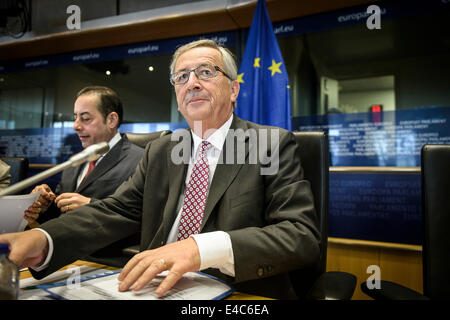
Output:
(235, 0), (292, 130)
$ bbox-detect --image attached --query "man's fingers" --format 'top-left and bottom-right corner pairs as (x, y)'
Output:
(118, 253), (141, 281)
(119, 257), (167, 292)
(155, 270), (182, 297)
(130, 259), (168, 292)
(24, 212), (39, 223)
(54, 193), (69, 203)
(25, 207), (40, 215)
(118, 253), (151, 291)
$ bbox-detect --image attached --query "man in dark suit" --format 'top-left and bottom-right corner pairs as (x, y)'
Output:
(0, 40), (320, 299)
(23, 86), (144, 266)
(25, 86), (143, 224)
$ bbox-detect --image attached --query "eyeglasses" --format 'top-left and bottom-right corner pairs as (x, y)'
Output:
(170, 64), (232, 85)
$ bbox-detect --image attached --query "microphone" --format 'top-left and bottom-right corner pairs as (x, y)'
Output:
(0, 142), (110, 197)
(68, 142), (109, 166)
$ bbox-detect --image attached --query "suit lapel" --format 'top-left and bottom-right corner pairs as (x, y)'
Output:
(76, 137), (127, 193)
(155, 117), (251, 239)
(201, 115), (250, 229)
(70, 165), (84, 191)
(161, 133), (190, 238)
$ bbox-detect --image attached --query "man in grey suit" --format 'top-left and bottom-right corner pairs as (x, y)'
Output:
(0, 40), (320, 299)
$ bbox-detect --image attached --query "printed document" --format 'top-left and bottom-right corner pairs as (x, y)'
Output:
(42, 271), (233, 300)
(0, 192), (40, 233)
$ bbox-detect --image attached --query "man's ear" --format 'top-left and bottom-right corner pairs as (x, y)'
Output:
(107, 112), (119, 128)
(230, 80), (240, 103)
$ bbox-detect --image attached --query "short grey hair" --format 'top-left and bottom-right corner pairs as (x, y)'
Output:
(170, 39), (238, 81)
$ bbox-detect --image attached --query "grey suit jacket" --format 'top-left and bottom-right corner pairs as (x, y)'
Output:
(33, 116), (321, 299)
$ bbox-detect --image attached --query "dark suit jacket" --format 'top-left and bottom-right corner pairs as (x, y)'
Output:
(37, 134), (144, 265)
(33, 116), (321, 299)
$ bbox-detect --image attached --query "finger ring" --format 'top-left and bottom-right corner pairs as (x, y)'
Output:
(159, 258), (167, 269)
(67, 205), (70, 211)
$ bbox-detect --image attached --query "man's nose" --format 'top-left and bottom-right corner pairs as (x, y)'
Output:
(185, 71), (201, 90)
(73, 118), (81, 131)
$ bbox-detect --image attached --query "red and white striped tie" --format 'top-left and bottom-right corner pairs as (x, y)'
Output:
(177, 141), (211, 241)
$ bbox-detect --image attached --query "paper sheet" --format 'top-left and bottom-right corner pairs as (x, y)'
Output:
(0, 192), (40, 234)
(19, 265), (102, 289)
(44, 271), (233, 300)
(19, 267), (113, 300)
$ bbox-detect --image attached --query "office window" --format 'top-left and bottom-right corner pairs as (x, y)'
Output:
(0, 54), (174, 129)
(0, 39), (238, 130)
(279, 8), (450, 117)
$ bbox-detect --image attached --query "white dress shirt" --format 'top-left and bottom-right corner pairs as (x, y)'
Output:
(34, 120), (235, 277)
(167, 114), (235, 277)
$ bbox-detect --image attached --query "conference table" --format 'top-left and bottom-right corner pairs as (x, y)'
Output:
(19, 260), (270, 300)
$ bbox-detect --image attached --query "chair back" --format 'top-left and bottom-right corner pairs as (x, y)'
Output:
(1, 157), (29, 186)
(293, 131), (329, 273)
(289, 131), (329, 298)
(421, 144), (450, 299)
(126, 130), (171, 149)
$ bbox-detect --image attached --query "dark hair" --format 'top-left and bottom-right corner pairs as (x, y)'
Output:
(76, 86), (123, 127)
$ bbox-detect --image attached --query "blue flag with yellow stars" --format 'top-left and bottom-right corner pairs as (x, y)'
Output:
(235, 0), (292, 130)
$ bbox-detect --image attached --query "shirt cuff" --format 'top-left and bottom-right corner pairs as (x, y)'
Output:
(191, 231), (235, 277)
(30, 228), (54, 272)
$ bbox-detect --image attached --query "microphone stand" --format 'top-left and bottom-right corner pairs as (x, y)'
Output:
(0, 142), (109, 197)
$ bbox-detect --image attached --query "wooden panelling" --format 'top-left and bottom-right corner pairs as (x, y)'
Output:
(380, 249), (423, 294)
(327, 239), (423, 300)
(0, 9), (236, 61)
(0, 0), (377, 61)
(228, 0), (377, 28)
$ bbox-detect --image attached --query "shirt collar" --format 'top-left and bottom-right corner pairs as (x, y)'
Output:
(108, 132), (122, 151)
(191, 114), (233, 156)
(96, 132), (121, 164)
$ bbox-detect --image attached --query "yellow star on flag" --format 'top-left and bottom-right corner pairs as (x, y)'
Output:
(237, 73), (244, 83)
(268, 59), (282, 76)
(253, 57), (261, 68)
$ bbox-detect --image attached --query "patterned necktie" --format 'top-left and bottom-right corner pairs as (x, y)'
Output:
(177, 141), (211, 241)
(81, 160), (96, 183)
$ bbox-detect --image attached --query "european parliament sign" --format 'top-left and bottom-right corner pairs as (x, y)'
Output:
(292, 106), (450, 244)
(329, 172), (421, 244)
(292, 106), (450, 167)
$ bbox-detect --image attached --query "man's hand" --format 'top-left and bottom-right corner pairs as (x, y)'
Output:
(55, 193), (91, 213)
(0, 230), (49, 269)
(118, 238), (201, 297)
(24, 184), (56, 224)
